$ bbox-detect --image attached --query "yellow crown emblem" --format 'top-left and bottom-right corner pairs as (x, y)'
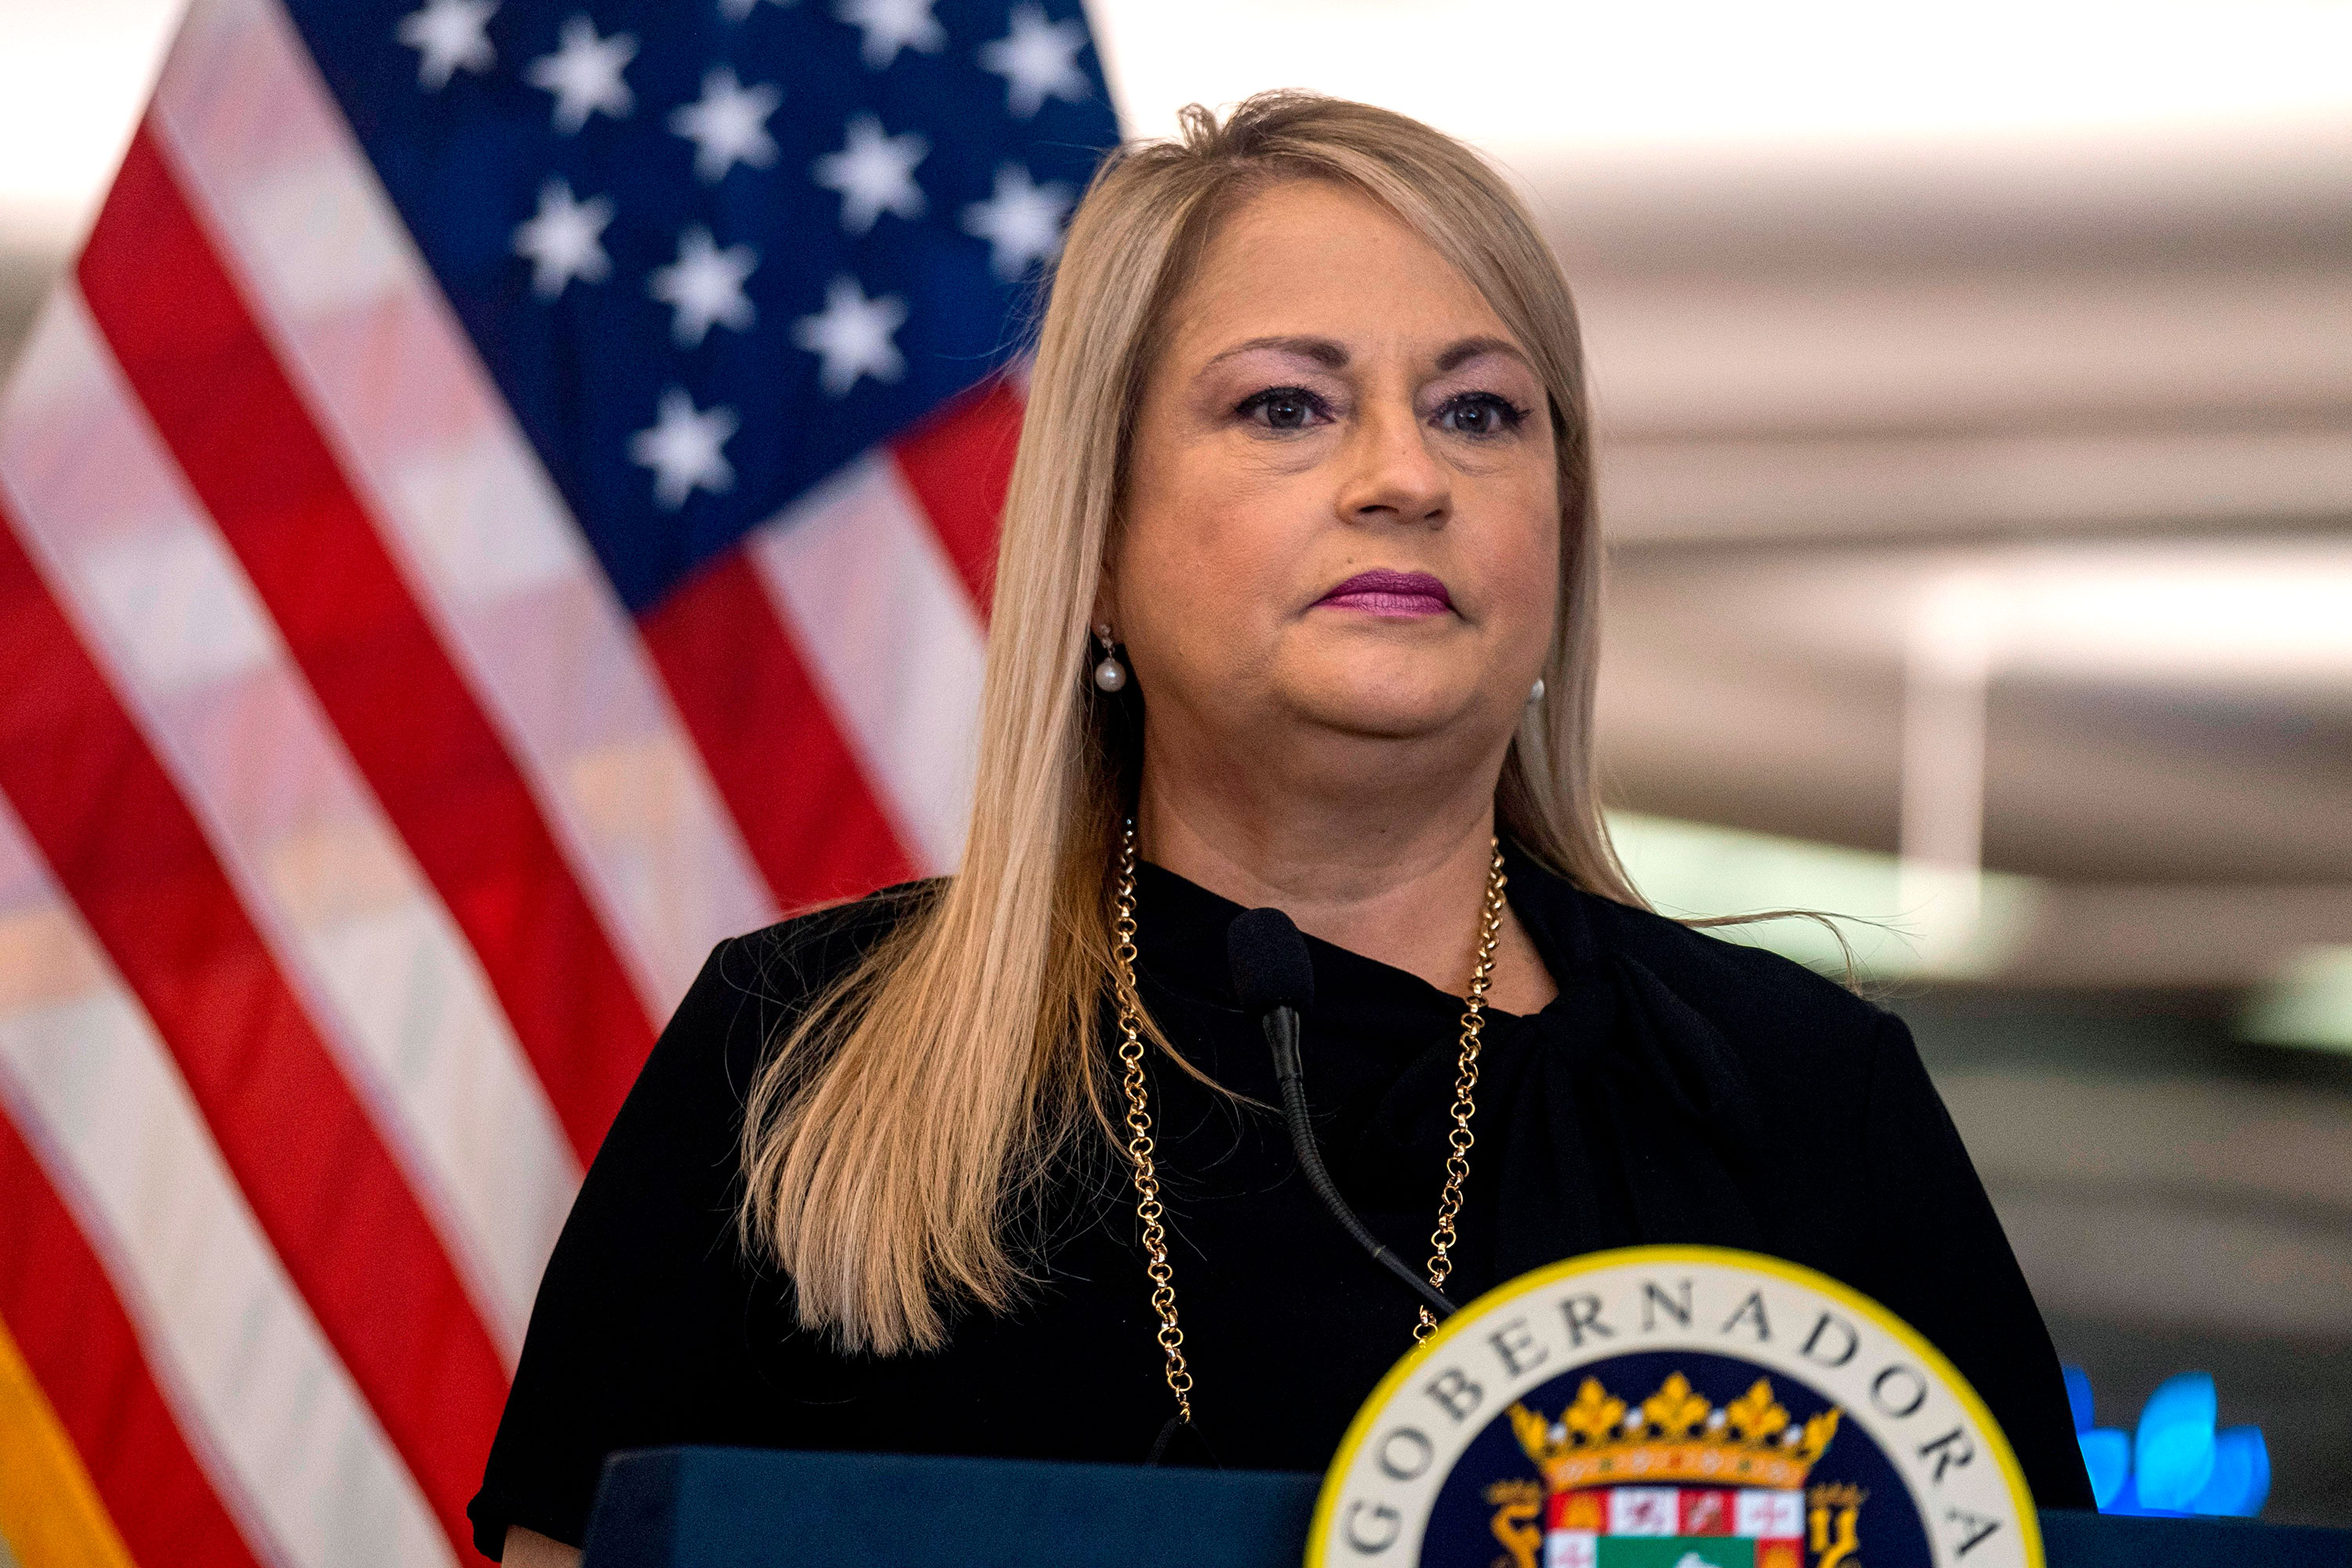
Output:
(1509, 1373), (1842, 1493)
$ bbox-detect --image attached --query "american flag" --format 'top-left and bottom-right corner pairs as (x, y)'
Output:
(0, 0), (1113, 1563)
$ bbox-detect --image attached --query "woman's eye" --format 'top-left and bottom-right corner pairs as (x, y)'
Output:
(1434, 392), (1526, 437)
(1236, 387), (1327, 431)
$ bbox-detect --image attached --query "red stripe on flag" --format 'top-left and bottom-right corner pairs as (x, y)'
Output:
(887, 376), (1022, 619)
(78, 125), (654, 1160)
(641, 546), (921, 910)
(0, 512), (502, 1564)
(0, 1105), (264, 1568)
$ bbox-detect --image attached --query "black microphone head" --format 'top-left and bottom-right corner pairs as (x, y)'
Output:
(1226, 906), (1315, 1016)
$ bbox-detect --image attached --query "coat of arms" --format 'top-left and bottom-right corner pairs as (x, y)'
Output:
(1482, 1371), (1863, 1568)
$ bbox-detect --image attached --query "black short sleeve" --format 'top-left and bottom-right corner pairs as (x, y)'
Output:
(1855, 1011), (2096, 1510)
(466, 890), (916, 1558)
(466, 937), (767, 1555)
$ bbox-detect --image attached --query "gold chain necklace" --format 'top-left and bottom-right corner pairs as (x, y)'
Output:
(1108, 820), (1508, 1428)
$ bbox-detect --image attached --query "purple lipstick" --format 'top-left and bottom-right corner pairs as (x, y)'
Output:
(1314, 568), (1454, 618)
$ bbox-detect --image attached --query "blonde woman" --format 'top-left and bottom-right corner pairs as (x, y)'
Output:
(475, 93), (2092, 1563)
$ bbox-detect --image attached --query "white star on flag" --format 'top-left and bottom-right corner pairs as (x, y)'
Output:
(511, 179), (614, 297)
(669, 67), (782, 183)
(962, 162), (1072, 279)
(835, 0), (946, 69)
(793, 276), (907, 396)
(718, 0), (793, 16)
(812, 115), (928, 234)
(525, 15), (636, 133)
(650, 227), (759, 347)
(978, 3), (1089, 118)
(397, 0), (497, 90)
(630, 388), (739, 507)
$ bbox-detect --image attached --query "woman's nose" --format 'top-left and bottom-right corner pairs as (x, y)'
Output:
(1335, 401), (1450, 528)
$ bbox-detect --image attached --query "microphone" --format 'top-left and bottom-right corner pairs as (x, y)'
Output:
(1225, 907), (1456, 1323)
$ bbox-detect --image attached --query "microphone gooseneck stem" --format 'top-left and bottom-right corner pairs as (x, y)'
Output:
(1264, 1007), (1457, 1323)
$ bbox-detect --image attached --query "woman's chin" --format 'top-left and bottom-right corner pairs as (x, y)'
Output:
(1279, 675), (1494, 744)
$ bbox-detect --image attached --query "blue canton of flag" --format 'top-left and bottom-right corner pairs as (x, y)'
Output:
(291, 0), (1119, 612)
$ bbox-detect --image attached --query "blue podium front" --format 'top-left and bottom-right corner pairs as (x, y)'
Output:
(579, 1447), (2352, 1568)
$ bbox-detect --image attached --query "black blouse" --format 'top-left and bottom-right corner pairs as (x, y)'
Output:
(468, 845), (2093, 1555)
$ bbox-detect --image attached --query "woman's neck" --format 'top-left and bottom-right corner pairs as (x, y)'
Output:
(1133, 739), (1558, 1013)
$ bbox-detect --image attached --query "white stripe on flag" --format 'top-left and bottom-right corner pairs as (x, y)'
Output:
(153, 0), (779, 1014)
(746, 453), (987, 874)
(0, 287), (576, 1359)
(0, 796), (454, 1568)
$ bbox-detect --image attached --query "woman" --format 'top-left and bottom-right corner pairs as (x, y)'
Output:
(474, 93), (2092, 1563)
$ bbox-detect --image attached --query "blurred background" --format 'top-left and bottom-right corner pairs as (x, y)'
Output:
(4, 0), (2347, 1529)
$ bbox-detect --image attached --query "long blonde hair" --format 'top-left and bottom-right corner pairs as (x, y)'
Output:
(739, 92), (1641, 1354)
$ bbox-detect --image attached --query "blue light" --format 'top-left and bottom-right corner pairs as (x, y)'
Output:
(2078, 1428), (2131, 1508)
(2135, 1371), (2219, 1510)
(2060, 1365), (2265, 1520)
(2189, 1426), (2271, 1518)
(2063, 1364), (2095, 1433)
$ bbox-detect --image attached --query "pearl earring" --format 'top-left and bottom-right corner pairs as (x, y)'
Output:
(1527, 677), (1546, 705)
(1091, 626), (1128, 693)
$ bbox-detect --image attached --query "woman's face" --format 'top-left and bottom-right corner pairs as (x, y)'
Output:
(1109, 178), (1560, 778)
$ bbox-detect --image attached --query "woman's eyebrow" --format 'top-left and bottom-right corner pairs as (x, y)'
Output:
(1434, 336), (1530, 373)
(1201, 335), (1350, 371)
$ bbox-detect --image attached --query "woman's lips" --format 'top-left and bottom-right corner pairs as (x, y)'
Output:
(1314, 568), (1454, 617)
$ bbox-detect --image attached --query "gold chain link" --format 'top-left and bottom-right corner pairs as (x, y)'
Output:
(1111, 822), (1194, 1425)
(1416, 844), (1508, 1341)
(1109, 820), (1508, 1421)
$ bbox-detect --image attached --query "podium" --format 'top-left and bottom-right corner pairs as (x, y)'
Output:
(579, 1447), (2352, 1567)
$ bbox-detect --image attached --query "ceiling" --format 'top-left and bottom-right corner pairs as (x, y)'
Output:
(1087, 0), (2352, 995)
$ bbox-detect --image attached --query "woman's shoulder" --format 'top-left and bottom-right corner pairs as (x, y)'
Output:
(1556, 884), (1929, 1148)
(647, 877), (945, 1099)
(724, 877), (944, 1006)
(1568, 883), (1902, 1063)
